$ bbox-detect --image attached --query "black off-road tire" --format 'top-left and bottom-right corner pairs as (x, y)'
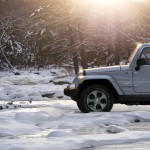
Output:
(77, 85), (114, 113)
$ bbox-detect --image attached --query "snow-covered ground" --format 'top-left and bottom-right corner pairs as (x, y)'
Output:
(0, 68), (74, 102)
(1, 69), (150, 150)
(1, 101), (150, 150)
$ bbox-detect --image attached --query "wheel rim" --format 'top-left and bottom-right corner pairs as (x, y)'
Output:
(86, 90), (108, 111)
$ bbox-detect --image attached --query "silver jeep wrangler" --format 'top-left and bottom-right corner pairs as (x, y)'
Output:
(64, 43), (150, 113)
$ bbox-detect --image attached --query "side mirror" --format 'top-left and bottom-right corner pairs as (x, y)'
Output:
(135, 58), (146, 71)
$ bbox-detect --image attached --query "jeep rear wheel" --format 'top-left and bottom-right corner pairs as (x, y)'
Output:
(77, 85), (114, 113)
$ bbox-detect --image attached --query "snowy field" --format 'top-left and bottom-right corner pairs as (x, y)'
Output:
(1, 101), (150, 150)
(0, 68), (74, 102)
(1, 69), (150, 150)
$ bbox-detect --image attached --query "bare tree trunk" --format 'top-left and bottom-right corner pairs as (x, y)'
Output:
(114, 14), (121, 65)
(72, 50), (79, 74)
(78, 22), (88, 69)
(79, 43), (88, 69)
(68, 26), (79, 74)
(63, 0), (79, 74)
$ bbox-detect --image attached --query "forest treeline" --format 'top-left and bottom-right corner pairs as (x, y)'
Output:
(0, 0), (150, 73)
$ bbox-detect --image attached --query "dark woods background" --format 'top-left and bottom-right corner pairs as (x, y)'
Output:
(0, 0), (150, 74)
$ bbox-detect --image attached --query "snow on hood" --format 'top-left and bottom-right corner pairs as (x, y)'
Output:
(85, 65), (129, 75)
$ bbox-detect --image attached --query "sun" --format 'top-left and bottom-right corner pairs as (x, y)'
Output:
(78, 0), (127, 9)
(89, 0), (121, 6)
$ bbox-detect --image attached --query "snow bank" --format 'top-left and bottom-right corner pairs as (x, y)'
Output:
(44, 131), (150, 150)
(0, 118), (40, 138)
(14, 111), (50, 124)
(0, 68), (74, 101)
(1, 101), (150, 150)
(47, 130), (76, 137)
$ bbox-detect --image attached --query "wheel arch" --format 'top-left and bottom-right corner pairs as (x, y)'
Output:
(79, 79), (122, 102)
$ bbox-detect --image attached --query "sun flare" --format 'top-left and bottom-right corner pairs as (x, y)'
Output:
(89, 0), (121, 6)
(79, 0), (128, 7)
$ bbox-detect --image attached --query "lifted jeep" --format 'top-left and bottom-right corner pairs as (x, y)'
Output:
(64, 43), (150, 113)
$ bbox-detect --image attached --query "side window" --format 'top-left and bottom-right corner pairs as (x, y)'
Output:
(140, 47), (150, 65)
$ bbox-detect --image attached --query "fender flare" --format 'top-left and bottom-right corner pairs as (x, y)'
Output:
(79, 75), (124, 95)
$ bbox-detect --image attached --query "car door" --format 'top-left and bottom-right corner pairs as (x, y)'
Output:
(133, 47), (150, 93)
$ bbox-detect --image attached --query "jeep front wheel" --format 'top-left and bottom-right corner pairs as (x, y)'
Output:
(77, 85), (114, 113)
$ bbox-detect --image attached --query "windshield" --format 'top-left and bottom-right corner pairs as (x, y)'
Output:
(128, 44), (142, 64)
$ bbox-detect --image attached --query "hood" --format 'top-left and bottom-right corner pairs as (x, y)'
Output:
(85, 65), (129, 75)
